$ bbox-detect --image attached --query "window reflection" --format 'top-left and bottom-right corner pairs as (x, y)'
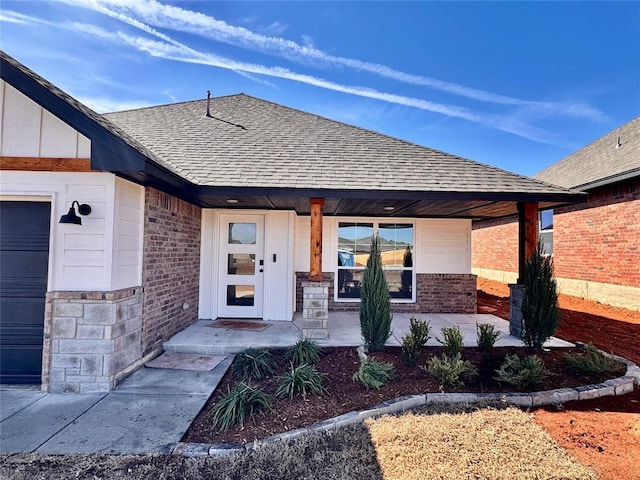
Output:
(227, 254), (255, 275)
(337, 222), (414, 300)
(226, 285), (255, 306)
(228, 223), (256, 244)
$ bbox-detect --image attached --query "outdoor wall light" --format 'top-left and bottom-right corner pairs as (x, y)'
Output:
(59, 201), (92, 225)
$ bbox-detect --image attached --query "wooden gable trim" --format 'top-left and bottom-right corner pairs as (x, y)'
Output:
(0, 157), (92, 172)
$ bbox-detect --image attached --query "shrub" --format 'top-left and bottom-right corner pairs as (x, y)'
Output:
(522, 243), (560, 349)
(564, 343), (622, 376)
(233, 348), (277, 380)
(360, 234), (392, 352)
(423, 353), (477, 387)
(476, 323), (500, 352)
(494, 354), (550, 391)
(353, 349), (395, 390)
(276, 364), (327, 399)
(437, 326), (464, 357)
(210, 382), (273, 431)
(401, 317), (431, 366)
(287, 338), (322, 366)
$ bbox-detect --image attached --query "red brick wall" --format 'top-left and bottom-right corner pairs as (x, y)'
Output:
(471, 215), (518, 274)
(471, 178), (640, 290)
(142, 188), (201, 355)
(554, 178), (639, 287)
(296, 272), (476, 314)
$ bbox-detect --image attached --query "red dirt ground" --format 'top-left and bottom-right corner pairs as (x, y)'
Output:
(477, 278), (640, 480)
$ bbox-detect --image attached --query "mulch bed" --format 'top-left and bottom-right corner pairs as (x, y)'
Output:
(182, 345), (625, 445)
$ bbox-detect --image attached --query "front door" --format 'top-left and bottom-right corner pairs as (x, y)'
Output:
(218, 214), (265, 318)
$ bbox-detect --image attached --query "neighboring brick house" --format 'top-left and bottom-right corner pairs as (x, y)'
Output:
(0, 51), (584, 392)
(473, 116), (640, 311)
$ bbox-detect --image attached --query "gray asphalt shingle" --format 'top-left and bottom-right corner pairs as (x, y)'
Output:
(534, 116), (640, 189)
(105, 94), (578, 196)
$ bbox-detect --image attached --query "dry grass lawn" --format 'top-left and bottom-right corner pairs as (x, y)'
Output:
(365, 407), (597, 480)
(0, 405), (597, 480)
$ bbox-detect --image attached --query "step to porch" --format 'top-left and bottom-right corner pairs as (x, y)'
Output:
(163, 319), (303, 355)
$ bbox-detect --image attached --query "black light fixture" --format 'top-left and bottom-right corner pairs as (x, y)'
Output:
(59, 201), (92, 225)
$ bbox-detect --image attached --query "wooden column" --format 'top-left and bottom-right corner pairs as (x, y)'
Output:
(517, 202), (539, 283)
(309, 198), (325, 281)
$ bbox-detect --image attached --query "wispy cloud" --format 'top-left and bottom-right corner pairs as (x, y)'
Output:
(62, 0), (608, 124)
(76, 96), (152, 113)
(0, 3), (591, 146)
(98, 25), (566, 144)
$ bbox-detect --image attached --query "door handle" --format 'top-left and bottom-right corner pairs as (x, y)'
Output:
(259, 268), (264, 273)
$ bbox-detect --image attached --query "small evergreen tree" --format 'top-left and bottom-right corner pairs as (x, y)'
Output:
(521, 242), (560, 349)
(360, 234), (392, 351)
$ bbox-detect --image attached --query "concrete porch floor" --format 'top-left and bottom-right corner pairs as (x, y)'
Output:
(163, 313), (572, 355)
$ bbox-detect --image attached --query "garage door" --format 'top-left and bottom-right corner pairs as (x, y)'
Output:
(0, 201), (51, 384)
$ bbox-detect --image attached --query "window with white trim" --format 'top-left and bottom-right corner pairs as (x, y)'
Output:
(336, 222), (414, 300)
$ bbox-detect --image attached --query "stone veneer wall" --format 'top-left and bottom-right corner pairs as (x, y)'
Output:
(142, 188), (201, 356)
(43, 287), (143, 393)
(296, 272), (476, 314)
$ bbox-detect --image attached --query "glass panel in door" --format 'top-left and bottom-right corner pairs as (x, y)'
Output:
(218, 215), (264, 318)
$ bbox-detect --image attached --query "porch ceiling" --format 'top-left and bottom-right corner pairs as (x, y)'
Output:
(191, 186), (578, 219)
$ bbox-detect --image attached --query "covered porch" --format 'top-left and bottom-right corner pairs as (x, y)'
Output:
(162, 312), (572, 355)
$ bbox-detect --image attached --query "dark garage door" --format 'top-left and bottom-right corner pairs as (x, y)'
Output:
(0, 201), (51, 384)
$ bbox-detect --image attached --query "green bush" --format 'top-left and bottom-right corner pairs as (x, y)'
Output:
(233, 348), (277, 380)
(564, 343), (622, 376)
(353, 350), (395, 390)
(210, 382), (273, 431)
(476, 323), (500, 352)
(276, 364), (327, 399)
(437, 326), (464, 357)
(494, 354), (550, 391)
(401, 317), (431, 366)
(522, 243), (560, 349)
(423, 353), (477, 387)
(287, 338), (322, 366)
(360, 234), (392, 352)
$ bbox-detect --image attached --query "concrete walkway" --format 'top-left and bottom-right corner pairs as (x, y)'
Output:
(0, 356), (232, 454)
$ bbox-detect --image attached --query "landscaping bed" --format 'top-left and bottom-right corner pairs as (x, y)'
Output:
(182, 345), (626, 445)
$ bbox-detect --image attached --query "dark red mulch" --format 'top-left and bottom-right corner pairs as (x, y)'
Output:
(182, 345), (625, 445)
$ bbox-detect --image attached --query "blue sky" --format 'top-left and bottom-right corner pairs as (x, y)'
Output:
(1, 1), (638, 176)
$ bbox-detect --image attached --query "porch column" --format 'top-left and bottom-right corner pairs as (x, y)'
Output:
(300, 198), (329, 339)
(510, 202), (539, 337)
(309, 198), (324, 281)
(517, 202), (539, 283)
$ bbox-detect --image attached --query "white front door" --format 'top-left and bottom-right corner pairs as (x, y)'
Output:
(218, 214), (265, 318)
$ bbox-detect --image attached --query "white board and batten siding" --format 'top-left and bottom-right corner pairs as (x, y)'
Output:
(0, 80), (91, 158)
(199, 209), (296, 321)
(0, 79), (145, 292)
(0, 172), (144, 292)
(293, 216), (472, 274)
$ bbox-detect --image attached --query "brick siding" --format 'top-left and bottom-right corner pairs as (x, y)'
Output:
(553, 179), (639, 287)
(142, 188), (201, 355)
(296, 272), (476, 314)
(471, 214), (518, 274)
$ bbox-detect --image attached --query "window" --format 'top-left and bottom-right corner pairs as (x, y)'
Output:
(337, 222), (414, 300)
(539, 210), (553, 256)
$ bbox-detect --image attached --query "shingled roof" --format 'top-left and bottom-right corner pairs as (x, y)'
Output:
(534, 116), (640, 190)
(106, 94), (577, 194)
